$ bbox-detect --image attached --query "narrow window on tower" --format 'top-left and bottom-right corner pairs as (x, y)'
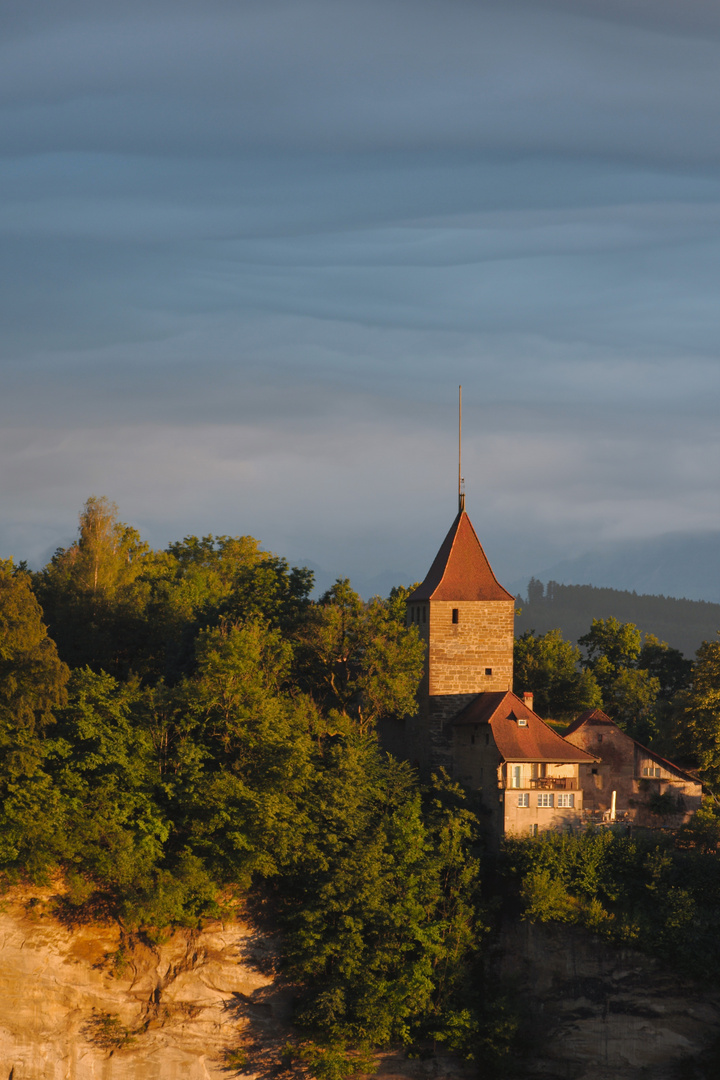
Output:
(452, 608), (459, 624)
(422, 607), (426, 623)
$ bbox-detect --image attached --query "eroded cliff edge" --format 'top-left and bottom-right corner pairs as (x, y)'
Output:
(0, 886), (287, 1080)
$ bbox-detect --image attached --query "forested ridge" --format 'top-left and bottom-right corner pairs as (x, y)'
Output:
(516, 577), (720, 660)
(3, 497), (720, 1077)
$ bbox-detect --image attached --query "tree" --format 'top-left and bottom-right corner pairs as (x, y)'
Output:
(603, 667), (660, 743)
(275, 755), (485, 1070)
(297, 580), (424, 734)
(526, 577), (544, 605)
(161, 534), (313, 631)
(0, 560), (69, 735)
(513, 629), (601, 721)
(637, 634), (692, 699)
(169, 618), (317, 885)
(579, 617), (641, 693)
(34, 497), (153, 676)
(386, 583), (421, 626)
(0, 560), (70, 877)
(683, 636), (720, 799)
(143, 535), (314, 681)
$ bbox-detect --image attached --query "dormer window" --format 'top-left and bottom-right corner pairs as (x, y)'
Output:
(518, 717), (528, 727)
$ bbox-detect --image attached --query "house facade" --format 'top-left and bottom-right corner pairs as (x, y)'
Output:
(452, 689), (595, 840)
(565, 708), (703, 827)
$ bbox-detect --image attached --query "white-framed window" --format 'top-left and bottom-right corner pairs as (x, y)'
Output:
(517, 793), (529, 807)
(518, 717), (528, 727)
(511, 766), (522, 788)
(537, 793), (554, 808)
(557, 793), (575, 808)
(642, 766), (661, 778)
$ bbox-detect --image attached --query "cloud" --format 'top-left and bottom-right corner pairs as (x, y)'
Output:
(1, 2), (720, 592)
(1, 1), (720, 163)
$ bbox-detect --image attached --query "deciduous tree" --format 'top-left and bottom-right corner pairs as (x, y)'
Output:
(513, 628), (601, 721)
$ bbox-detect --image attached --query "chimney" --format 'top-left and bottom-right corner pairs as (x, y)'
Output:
(523, 691), (534, 712)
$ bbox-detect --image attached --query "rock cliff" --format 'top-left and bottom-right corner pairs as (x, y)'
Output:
(0, 886), (285, 1079)
(494, 920), (720, 1079)
(0, 886), (718, 1080)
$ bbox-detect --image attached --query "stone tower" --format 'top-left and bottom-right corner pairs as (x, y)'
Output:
(404, 508), (515, 773)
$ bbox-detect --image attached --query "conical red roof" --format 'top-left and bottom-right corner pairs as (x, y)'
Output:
(409, 510), (514, 602)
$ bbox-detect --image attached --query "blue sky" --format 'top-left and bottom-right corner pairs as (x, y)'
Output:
(3, 0), (720, 592)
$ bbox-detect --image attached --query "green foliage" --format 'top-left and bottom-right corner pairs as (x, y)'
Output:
(158, 534), (314, 659)
(170, 618), (317, 885)
(517, 579), (718, 662)
(513, 628), (601, 721)
(386, 583), (421, 625)
(34, 500), (314, 682)
(603, 667), (661, 743)
(34, 497), (153, 678)
(637, 634), (692, 698)
(677, 798), (720, 852)
(501, 829), (720, 980)
(579, 616), (642, 675)
(682, 636), (720, 796)
(577, 617), (664, 741)
(0, 559), (70, 734)
(274, 761), (485, 1056)
(0, 561), (71, 878)
(82, 1011), (138, 1051)
(297, 579), (424, 733)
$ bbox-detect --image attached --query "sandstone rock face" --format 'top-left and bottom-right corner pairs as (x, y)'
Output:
(495, 920), (720, 1080)
(0, 887), (285, 1080)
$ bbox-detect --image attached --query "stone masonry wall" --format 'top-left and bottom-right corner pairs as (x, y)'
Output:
(428, 600), (514, 696)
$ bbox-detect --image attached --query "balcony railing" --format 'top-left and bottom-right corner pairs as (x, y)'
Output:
(527, 777), (577, 790)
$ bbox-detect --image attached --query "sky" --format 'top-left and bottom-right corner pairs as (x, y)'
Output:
(3, 0), (720, 594)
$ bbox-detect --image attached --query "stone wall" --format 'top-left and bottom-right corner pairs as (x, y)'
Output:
(567, 723), (703, 827)
(427, 600), (514, 696)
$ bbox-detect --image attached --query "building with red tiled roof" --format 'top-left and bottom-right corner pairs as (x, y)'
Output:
(379, 499), (705, 839)
(376, 502), (602, 838)
(401, 508), (516, 775)
(452, 691), (596, 838)
(565, 709), (702, 826)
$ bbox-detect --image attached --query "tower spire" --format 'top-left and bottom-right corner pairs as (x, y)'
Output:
(458, 384), (465, 512)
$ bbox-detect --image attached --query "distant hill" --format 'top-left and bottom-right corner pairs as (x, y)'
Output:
(516, 580), (720, 659)
(516, 531), (720, 604)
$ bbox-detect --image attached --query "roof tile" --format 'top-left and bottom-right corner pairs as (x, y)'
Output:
(453, 690), (597, 763)
(408, 511), (514, 602)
